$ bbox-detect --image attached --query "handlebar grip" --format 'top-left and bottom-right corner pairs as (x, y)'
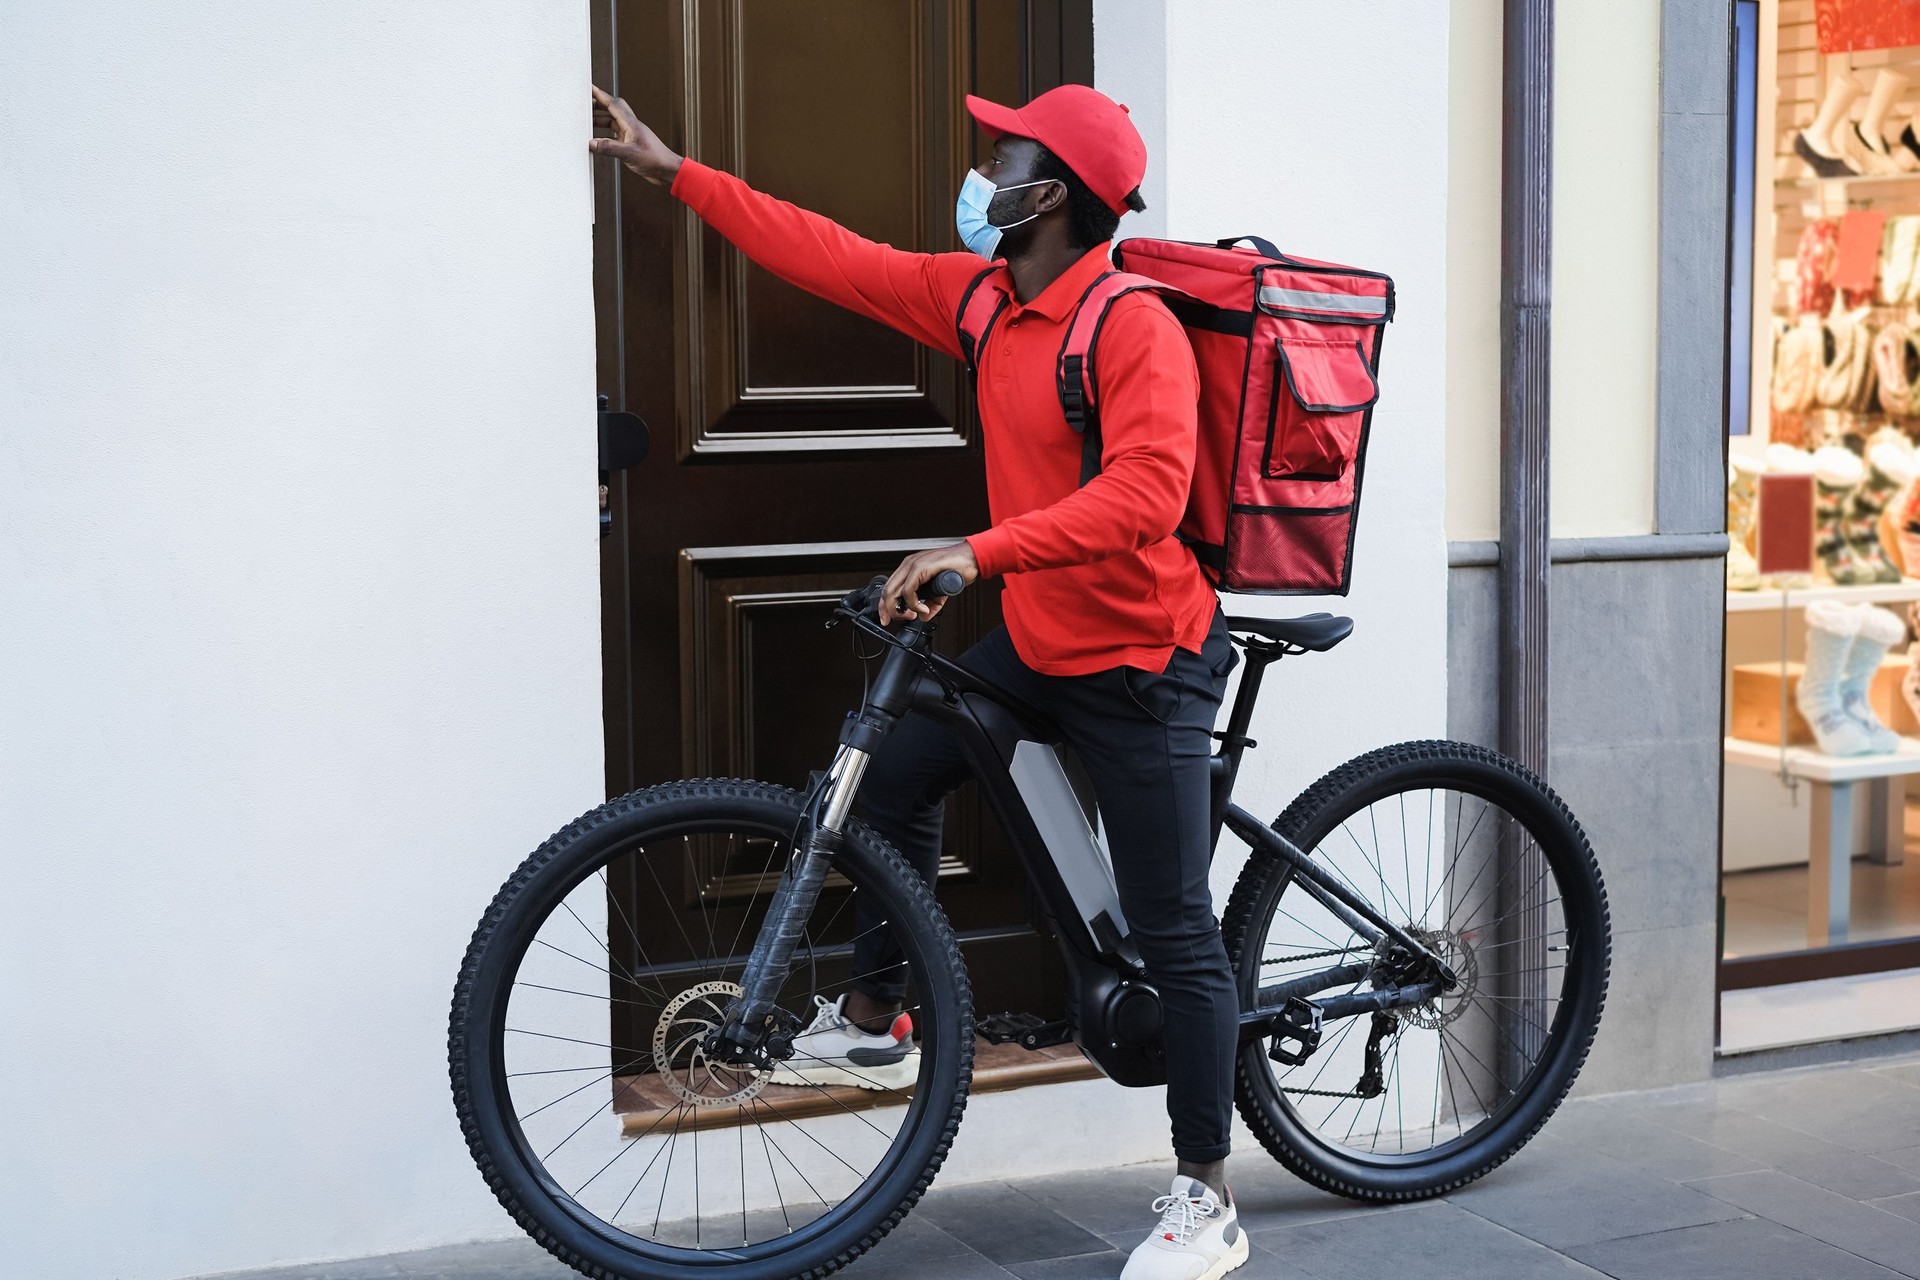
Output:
(838, 570), (967, 618)
(925, 569), (967, 601)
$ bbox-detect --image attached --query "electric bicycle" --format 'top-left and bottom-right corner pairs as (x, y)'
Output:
(449, 572), (1610, 1279)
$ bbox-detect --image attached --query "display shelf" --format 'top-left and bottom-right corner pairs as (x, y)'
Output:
(1775, 169), (1920, 197)
(1725, 735), (1920, 783)
(1726, 580), (1920, 613)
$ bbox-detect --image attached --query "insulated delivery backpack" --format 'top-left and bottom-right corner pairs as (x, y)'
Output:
(956, 236), (1393, 595)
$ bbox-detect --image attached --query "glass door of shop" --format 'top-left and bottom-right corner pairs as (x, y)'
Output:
(1720, 0), (1920, 1048)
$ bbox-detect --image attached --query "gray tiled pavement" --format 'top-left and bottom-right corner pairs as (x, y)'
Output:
(213, 1050), (1920, 1280)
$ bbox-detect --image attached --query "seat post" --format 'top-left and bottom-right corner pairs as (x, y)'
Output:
(1207, 640), (1284, 853)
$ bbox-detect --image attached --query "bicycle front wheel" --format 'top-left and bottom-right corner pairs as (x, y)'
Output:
(1223, 741), (1610, 1200)
(449, 778), (972, 1280)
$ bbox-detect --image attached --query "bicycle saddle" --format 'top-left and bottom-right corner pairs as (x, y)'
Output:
(1224, 612), (1354, 652)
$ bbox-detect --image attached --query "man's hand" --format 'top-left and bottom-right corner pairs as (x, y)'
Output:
(878, 543), (981, 626)
(590, 85), (684, 186)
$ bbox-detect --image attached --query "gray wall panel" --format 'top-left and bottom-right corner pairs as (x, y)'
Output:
(1448, 552), (1722, 1091)
(1656, 1), (1733, 535)
(1662, 0), (1733, 116)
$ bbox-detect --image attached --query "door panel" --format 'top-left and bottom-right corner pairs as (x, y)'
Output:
(594, 0), (1093, 1026)
(682, 0), (967, 451)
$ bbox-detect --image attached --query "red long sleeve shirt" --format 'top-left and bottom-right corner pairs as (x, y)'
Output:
(671, 159), (1216, 676)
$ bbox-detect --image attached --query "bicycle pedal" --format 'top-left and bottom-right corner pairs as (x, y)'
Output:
(978, 1011), (1072, 1050)
(1266, 997), (1324, 1067)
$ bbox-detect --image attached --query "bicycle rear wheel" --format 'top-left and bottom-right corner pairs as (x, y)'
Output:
(1223, 741), (1609, 1200)
(449, 778), (972, 1280)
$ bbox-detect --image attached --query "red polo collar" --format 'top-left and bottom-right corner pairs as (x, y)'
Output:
(987, 243), (1117, 321)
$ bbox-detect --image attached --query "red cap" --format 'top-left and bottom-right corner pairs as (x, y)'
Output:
(965, 84), (1147, 215)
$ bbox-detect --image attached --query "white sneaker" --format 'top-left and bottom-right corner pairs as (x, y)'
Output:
(767, 994), (918, 1092)
(1120, 1176), (1250, 1280)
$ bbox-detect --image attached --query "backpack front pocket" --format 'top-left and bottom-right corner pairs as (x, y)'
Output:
(1262, 338), (1379, 481)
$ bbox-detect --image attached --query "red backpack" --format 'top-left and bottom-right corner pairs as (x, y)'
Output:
(956, 236), (1393, 595)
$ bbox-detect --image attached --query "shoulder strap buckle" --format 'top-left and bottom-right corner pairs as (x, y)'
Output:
(1056, 271), (1187, 485)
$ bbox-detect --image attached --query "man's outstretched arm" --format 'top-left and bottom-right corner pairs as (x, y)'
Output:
(592, 86), (981, 359)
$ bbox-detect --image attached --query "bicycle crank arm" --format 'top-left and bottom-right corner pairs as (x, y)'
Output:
(1222, 804), (1461, 988)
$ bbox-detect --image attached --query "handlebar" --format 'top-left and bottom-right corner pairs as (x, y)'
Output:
(839, 570), (967, 619)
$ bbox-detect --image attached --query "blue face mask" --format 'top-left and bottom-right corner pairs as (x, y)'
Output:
(954, 169), (1055, 260)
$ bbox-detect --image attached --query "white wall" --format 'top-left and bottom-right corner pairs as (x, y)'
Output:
(1155, 0), (1454, 814)
(1445, 0), (1504, 542)
(1444, 0), (1664, 541)
(0, 5), (601, 1277)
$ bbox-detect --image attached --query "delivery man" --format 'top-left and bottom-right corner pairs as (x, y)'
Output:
(591, 81), (1248, 1280)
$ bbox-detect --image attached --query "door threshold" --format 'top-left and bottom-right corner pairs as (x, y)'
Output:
(616, 1036), (1098, 1137)
(1718, 965), (1920, 1058)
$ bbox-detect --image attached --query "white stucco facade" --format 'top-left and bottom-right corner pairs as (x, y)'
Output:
(1, 3), (1452, 1276)
(0, 4), (601, 1276)
(1444, 0), (1666, 541)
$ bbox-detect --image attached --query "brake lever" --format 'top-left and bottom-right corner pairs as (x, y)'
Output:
(826, 575), (891, 630)
(825, 570), (965, 633)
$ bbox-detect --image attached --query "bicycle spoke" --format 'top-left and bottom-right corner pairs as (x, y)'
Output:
(484, 799), (962, 1259)
(576, 1098), (683, 1199)
(1245, 778), (1592, 1171)
(517, 1053), (649, 1123)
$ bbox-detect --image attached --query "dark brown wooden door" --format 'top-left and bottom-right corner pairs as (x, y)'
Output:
(592, 0), (1093, 1022)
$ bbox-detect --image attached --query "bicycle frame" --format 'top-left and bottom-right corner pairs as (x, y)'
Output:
(713, 606), (1454, 1087)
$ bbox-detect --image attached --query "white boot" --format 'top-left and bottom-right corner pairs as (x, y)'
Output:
(1838, 604), (1906, 753)
(1898, 476), (1920, 577)
(1903, 640), (1920, 734)
(1813, 446), (1870, 584)
(1846, 443), (1915, 583)
(1728, 458), (1762, 591)
(1800, 601), (1875, 756)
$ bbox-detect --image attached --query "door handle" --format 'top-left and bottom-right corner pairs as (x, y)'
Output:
(598, 393), (651, 536)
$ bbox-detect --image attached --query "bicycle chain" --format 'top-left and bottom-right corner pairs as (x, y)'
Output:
(1262, 948), (1365, 1094)
(1261, 946), (1364, 966)
(1280, 1085), (1373, 1099)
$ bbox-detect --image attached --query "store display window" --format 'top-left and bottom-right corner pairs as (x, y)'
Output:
(1723, 0), (1920, 1049)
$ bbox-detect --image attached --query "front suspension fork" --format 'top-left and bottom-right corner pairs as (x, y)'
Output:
(710, 746), (871, 1064)
(711, 619), (930, 1064)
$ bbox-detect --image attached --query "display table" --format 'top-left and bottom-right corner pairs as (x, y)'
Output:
(1725, 579), (1920, 614)
(1723, 737), (1914, 945)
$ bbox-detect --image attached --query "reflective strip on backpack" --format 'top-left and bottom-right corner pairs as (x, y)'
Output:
(1257, 285), (1389, 317)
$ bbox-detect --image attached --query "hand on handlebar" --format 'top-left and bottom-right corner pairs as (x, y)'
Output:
(590, 85), (683, 186)
(878, 543), (980, 626)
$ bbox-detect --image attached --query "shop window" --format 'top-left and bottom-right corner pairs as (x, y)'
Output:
(1721, 0), (1920, 1052)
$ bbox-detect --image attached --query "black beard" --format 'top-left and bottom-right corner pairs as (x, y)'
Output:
(985, 187), (1030, 225)
(987, 191), (1037, 256)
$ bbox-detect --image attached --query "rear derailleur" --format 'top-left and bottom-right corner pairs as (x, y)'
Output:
(1270, 1002), (1395, 1102)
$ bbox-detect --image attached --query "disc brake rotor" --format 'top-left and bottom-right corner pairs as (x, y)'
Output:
(652, 980), (772, 1108)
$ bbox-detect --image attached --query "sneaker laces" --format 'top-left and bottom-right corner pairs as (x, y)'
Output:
(802, 994), (843, 1032)
(1148, 1190), (1216, 1244)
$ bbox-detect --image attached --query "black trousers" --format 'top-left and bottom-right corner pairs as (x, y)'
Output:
(849, 606), (1241, 1163)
